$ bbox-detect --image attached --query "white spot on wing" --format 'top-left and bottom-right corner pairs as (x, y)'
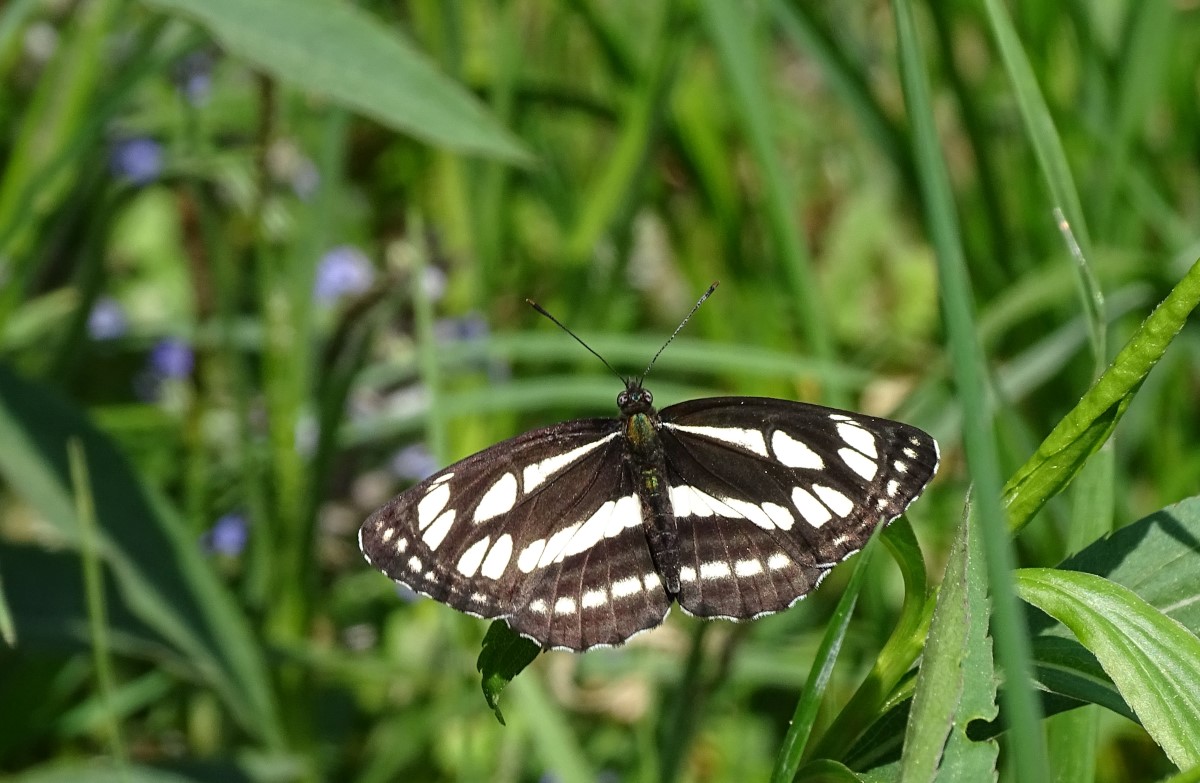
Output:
(554, 596), (577, 615)
(837, 422), (878, 458)
(792, 486), (833, 527)
(381, 528), (395, 543)
(522, 434), (616, 492)
(582, 588), (608, 608)
(670, 485), (716, 518)
(700, 561), (732, 580)
(538, 522), (582, 568)
(606, 495), (641, 536)
(395, 537), (408, 553)
(407, 556), (423, 572)
(612, 576), (643, 598)
(680, 566), (697, 583)
(643, 572), (661, 591)
(761, 502), (795, 531)
(517, 538), (546, 573)
(813, 484), (855, 517)
(417, 483), (451, 530)
(838, 447), (879, 481)
(772, 431), (824, 469)
(480, 533), (514, 579)
(667, 424), (769, 457)
(735, 558), (763, 577)
(474, 473), (518, 523)
(894, 461), (909, 474)
(529, 598), (548, 614)
(456, 536), (491, 577)
(887, 479), (901, 497)
(767, 552), (790, 570)
(903, 447), (917, 459)
(421, 510), (456, 550)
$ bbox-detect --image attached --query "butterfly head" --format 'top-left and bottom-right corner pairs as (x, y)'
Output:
(617, 382), (655, 415)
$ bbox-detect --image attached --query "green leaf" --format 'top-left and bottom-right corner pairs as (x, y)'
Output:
(1051, 496), (1200, 635)
(477, 620), (540, 725)
(0, 362), (283, 747)
(140, 0), (532, 164)
(1015, 568), (1200, 768)
(900, 511), (998, 782)
(1003, 258), (1200, 531)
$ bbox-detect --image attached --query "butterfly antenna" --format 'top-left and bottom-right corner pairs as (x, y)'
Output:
(641, 281), (719, 381)
(527, 299), (627, 384)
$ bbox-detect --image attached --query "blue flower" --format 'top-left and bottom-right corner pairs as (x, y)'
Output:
(110, 137), (163, 185)
(391, 443), (439, 482)
(149, 338), (194, 379)
(173, 51), (213, 106)
(87, 297), (127, 340)
(314, 246), (374, 302)
(203, 513), (248, 556)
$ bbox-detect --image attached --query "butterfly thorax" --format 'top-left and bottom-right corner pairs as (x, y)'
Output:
(617, 384), (683, 595)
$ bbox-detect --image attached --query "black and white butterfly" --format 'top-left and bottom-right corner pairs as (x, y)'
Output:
(360, 285), (938, 651)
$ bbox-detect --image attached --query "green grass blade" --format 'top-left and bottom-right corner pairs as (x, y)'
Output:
(892, 0), (1047, 777)
(772, 528), (880, 781)
(1016, 568), (1200, 768)
(142, 0), (532, 164)
(700, 0), (834, 391)
(810, 519), (929, 761)
(68, 438), (129, 772)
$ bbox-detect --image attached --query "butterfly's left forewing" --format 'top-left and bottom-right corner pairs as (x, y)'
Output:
(359, 419), (671, 651)
(659, 397), (938, 620)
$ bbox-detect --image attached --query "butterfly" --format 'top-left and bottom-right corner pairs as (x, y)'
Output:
(359, 284), (938, 651)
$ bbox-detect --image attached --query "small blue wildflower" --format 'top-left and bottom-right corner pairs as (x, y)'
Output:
(173, 51), (213, 106)
(110, 137), (163, 185)
(390, 443), (439, 482)
(149, 338), (194, 379)
(87, 297), (127, 340)
(203, 513), (248, 556)
(314, 246), (374, 302)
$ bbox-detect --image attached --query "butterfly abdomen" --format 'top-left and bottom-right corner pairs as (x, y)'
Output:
(622, 409), (683, 595)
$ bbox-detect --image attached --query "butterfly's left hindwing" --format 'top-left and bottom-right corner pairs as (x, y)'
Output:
(359, 419), (671, 651)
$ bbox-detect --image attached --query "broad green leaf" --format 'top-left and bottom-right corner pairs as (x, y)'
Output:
(1015, 568), (1200, 768)
(1051, 496), (1200, 635)
(477, 620), (540, 726)
(1003, 258), (1200, 531)
(900, 511), (997, 782)
(141, 0), (532, 164)
(0, 362), (283, 747)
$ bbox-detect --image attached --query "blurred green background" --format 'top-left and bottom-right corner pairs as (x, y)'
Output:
(1, 0), (1198, 781)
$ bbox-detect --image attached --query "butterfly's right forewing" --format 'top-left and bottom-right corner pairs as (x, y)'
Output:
(359, 419), (671, 651)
